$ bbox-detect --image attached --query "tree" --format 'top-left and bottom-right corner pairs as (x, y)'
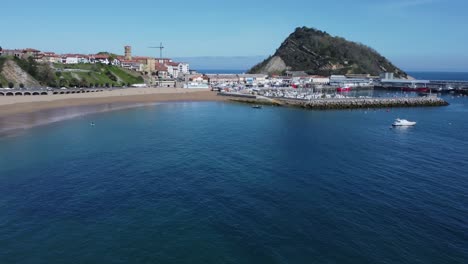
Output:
(105, 83), (110, 88)
(59, 79), (68, 88)
(69, 78), (80, 88)
(8, 82), (14, 88)
(26, 56), (38, 77)
(38, 64), (56, 86)
(79, 79), (89, 88)
(0, 82), (3, 88)
(19, 83), (25, 88)
(108, 55), (116, 65)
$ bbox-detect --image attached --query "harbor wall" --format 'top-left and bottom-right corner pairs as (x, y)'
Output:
(224, 94), (449, 110)
(281, 97), (449, 109)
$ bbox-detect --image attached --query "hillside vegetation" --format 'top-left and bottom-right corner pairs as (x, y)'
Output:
(0, 57), (144, 88)
(249, 27), (407, 77)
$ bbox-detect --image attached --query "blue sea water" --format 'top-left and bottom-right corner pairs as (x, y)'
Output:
(197, 69), (246, 74)
(408, 72), (468, 81)
(1, 96), (468, 263)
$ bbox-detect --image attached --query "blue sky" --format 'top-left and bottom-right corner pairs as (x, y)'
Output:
(1, 0), (467, 71)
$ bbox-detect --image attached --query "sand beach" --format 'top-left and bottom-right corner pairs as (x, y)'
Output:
(0, 88), (225, 117)
(0, 88), (227, 134)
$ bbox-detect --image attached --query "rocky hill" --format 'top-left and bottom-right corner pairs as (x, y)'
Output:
(249, 27), (407, 77)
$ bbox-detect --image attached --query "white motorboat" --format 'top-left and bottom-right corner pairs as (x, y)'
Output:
(392, 118), (416, 126)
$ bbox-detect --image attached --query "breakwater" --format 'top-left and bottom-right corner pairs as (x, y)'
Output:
(221, 92), (449, 109)
(280, 97), (449, 109)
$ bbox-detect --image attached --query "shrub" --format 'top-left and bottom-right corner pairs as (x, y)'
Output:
(19, 83), (25, 88)
(8, 82), (14, 88)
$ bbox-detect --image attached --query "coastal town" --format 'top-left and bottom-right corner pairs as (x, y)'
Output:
(1, 46), (467, 99)
(0, 46), (190, 86)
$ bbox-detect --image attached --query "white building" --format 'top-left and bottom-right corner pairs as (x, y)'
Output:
(311, 76), (330, 84)
(62, 54), (89, 64)
(64, 56), (79, 64)
(239, 74), (268, 85)
(178, 63), (190, 74)
(166, 62), (180, 78)
(121, 60), (143, 71)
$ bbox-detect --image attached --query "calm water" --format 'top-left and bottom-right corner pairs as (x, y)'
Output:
(198, 69), (246, 74)
(408, 72), (468, 81)
(1, 98), (468, 263)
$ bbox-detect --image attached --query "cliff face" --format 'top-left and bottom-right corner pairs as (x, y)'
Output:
(0, 59), (41, 87)
(249, 27), (407, 77)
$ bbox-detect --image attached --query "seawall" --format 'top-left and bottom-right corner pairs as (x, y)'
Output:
(220, 93), (449, 109)
(284, 97), (449, 109)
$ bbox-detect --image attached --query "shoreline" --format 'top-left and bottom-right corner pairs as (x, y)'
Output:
(0, 88), (227, 136)
(0, 88), (226, 117)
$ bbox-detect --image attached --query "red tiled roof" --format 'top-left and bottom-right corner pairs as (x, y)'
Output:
(23, 48), (40, 52)
(155, 63), (168, 71)
(62, 54), (87, 57)
(92, 55), (109, 59)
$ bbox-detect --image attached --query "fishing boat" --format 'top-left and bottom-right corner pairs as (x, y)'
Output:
(402, 83), (429, 92)
(336, 84), (352, 92)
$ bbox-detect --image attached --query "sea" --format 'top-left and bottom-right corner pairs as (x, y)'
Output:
(0, 72), (467, 263)
(408, 72), (468, 81)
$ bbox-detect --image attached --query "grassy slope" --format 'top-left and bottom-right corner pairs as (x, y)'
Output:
(0, 59), (145, 87)
(54, 63), (144, 86)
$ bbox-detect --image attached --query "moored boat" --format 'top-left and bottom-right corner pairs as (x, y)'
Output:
(336, 86), (351, 92)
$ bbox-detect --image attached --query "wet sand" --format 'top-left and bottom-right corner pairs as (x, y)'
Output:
(0, 88), (226, 135)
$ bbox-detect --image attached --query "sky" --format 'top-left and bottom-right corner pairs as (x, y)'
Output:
(1, 0), (467, 71)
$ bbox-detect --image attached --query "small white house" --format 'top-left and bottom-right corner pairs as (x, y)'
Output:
(64, 56), (79, 64)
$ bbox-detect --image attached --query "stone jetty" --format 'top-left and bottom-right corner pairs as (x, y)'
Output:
(220, 92), (449, 109)
(290, 97), (449, 109)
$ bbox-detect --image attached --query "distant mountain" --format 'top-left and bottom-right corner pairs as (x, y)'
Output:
(249, 27), (407, 77)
